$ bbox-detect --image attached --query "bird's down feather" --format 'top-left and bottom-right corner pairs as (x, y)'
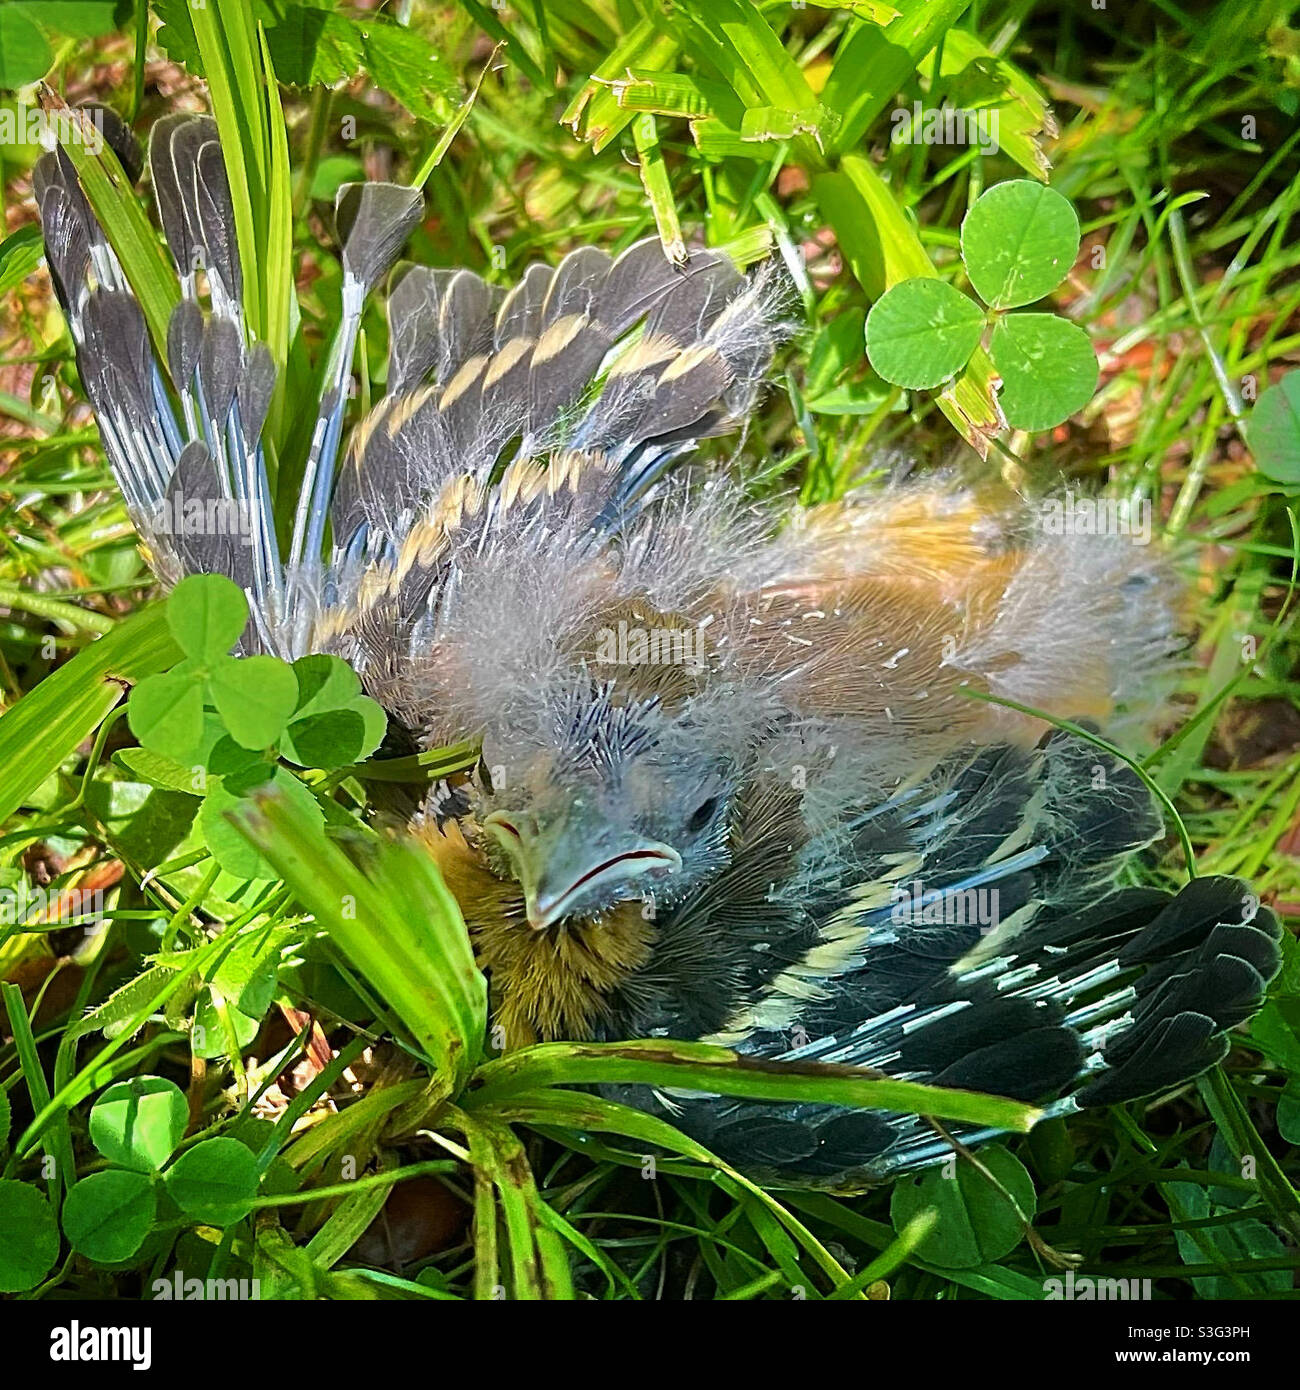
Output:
(37, 109), (1281, 1185)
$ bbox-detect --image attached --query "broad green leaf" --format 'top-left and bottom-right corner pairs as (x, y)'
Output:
(152, 0), (200, 65)
(889, 1146), (1036, 1268)
(792, 1190), (1048, 1299)
(357, 21), (460, 123)
(192, 988), (263, 1060)
(89, 1076), (188, 1172)
(62, 1170), (156, 1263)
(0, 601), (181, 825)
(113, 747), (207, 794)
(1167, 1180), (1290, 1297)
(260, 0), (363, 85)
(185, 0), (459, 125)
(127, 669), (206, 762)
(227, 787), (487, 1090)
(114, 712), (233, 791)
(866, 279), (986, 388)
(1247, 371), (1300, 483)
(164, 1137), (260, 1225)
(13, 1), (119, 38)
(0, 6), (53, 87)
(961, 180), (1080, 309)
(989, 313), (1098, 431)
(0, 1180), (59, 1293)
(166, 574), (249, 661)
(200, 765), (319, 879)
(0, 225), (44, 296)
(1278, 1082), (1300, 1144)
(212, 925), (299, 1018)
(208, 656), (299, 749)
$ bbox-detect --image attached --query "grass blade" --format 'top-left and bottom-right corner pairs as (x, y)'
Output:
(0, 601), (180, 824)
(464, 1038), (1041, 1132)
(228, 788), (487, 1092)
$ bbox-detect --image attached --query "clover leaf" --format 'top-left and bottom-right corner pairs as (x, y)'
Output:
(864, 179), (1098, 435)
(988, 313), (1098, 432)
(864, 279), (986, 390)
(166, 573), (250, 661)
(208, 655), (300, 750)
(960, 179), (1080, 310)
(163, 1137), (260, 1226)
(125, 577), (387, 883)
(282, 654), (387, 769)
(62, 1170), (157, 1263)
(129, 577), (296, 757)
(1248, 371), (1300, 483)
(89, 1076), (187, 1172)
(126, 669), (206, 762)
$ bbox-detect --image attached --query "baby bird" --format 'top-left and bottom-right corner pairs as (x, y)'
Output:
(36, 109), (1282, 1182)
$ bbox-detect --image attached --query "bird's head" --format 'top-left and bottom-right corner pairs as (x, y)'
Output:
(466, 684), (746, 930)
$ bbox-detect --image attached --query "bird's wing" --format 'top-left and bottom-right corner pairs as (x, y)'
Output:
(37, 110), (787, 668)
(333, 238), (784, 545)
(37, 111), (424, 656)
(600, 727), (1280, 1184)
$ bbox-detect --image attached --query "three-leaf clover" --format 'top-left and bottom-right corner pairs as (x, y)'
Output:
(59, 1077), (264, 1266)
(128, 575), (297, 761)
(124, 576), (387, 879)
(866, 179), (1099, 432)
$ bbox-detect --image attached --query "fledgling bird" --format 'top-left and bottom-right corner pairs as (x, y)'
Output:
(35, 109), (1282, 1183)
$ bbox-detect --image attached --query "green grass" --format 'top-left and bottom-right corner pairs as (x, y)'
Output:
(0, 0), (1297, 1300)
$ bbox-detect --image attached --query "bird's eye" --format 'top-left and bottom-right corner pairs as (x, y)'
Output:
(687, 796), (718, 833)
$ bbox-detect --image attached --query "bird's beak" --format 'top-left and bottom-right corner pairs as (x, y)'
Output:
(483, 810), (681, 930)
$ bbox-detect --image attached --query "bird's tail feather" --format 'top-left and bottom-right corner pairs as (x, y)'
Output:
(648, 877), (1279, 1183)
